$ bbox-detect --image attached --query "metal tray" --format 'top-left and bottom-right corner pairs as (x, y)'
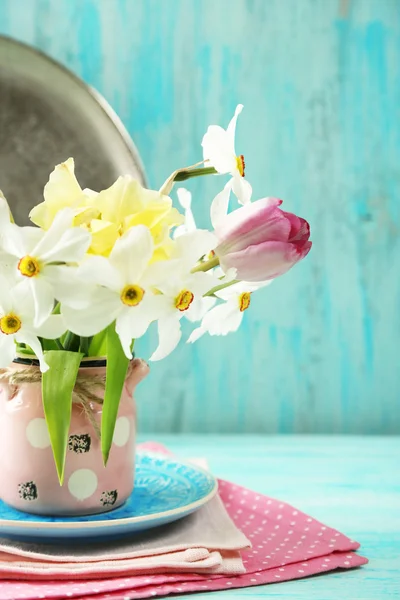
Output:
(0, 36), (145, 224)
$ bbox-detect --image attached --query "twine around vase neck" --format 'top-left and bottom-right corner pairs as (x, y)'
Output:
(0, 367), (113, 439)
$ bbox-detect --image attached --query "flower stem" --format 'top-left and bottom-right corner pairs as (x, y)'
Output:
(159, 162), (218, 195)
(203, 279), (240, 297)
(191, 256), (220, 273)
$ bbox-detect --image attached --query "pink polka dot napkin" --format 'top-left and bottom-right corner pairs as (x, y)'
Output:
(0, 492), (249, 580)
(0, 442), (367, 600)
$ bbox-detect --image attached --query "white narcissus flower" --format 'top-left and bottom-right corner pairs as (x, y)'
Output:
(0, 277), (66, 372)
(0, 194), (11, 225)
(202, 104), (252, 206)
(188, 280), (271, 342)
(0, 197), (13, 272)
(0, 207), (91, 327)
(173, 188), (196, 238)
(209, 181), (232, 230)
(148, 230), (219, 361)
(62, 226), (168, 359)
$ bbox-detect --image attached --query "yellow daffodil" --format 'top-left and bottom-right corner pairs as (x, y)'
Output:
(29, 158), (99, 230)
(29, 159), (184, 260)
(93, 175), (183, 257)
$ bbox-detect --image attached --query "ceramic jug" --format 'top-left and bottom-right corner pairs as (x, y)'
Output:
(0, 358), (149, 516)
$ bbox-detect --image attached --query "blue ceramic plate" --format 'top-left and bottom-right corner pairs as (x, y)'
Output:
(0, 453), (217, 541)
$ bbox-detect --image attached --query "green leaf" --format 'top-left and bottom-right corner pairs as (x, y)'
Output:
(40, 338), (60, 352)
(63, 331), (81, 352)
(174, 166), (217, 181)
(52, 302), (61, 315)
(79, 336), (91, 357)
(101, 323), (130, 465)
(42, 351), (83, 484)
(16, 343), (35, 356)
(88, 329), (107, 357)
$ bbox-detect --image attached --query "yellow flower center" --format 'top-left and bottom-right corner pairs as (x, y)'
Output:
(0, 314), (22, 335)
(236, 154), (245, 177)
(18, 255), (41, 278)
(120, 284), (145, 307)
(238, 292), (251, 312)
(175, 289), (194, 312)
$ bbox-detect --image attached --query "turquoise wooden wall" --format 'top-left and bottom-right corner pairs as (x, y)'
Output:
(0, 0), (399, 434)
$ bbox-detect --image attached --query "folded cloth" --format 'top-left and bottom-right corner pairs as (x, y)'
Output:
(0, 492), (249, 580)
(0, 547), (244, 580)
(0, 442), (368, 600)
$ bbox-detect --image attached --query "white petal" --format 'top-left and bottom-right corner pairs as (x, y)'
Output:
(0, 197), (11, 230)
(116, 294), (164, 342)
(185, 296), (216, 323)
(0, 274), (13, 312)
(142, 260), (179, 293)
(30, 278), (55, 327)
(150, 316), (182, 361)
(39, 227), (91, 264)
(176, 187), (192, 210)
(0, 334), (16, 367)
(210, 181), (232, 229)
(76, 257), (123, 291)
(214, 287), (238, 301)
(16, 331), (48, 372)
(173, 230), (217, 269)
(109, 226), (153, 283)
(130, 296), (166, 336)
(185, 271), (221, 297)
(201, 301), (243, 336)
(231, 173), (252, 205)
(30, 208), (75, 258)
(115, 307), (148, 349)
(187, 326), (206, 344)
(42, 265), (99, 309)
(226, 104), (243, 151)
(212, 266), (237, 282)
(173, 224), (187, 239)
(202, 125), (236, 174)
(2, 286), (31, 330)
(34, 314), (66, 339)
(7, 281), (36, 321)
(176, 187), (196, 232)
(62, 288), (120, 336)
(0, 252), (19, 281)
(216, 279), (272, 301)
(115, 309), (134, 359)
(0, 224), (43, 257)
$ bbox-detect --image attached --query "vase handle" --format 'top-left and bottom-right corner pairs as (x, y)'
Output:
(125, 358), (150, 396)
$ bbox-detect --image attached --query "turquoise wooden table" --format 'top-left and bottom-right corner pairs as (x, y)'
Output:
(137, 435), (400, 599)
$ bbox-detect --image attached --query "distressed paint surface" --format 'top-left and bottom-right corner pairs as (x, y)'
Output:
(0, 0), (398, 433)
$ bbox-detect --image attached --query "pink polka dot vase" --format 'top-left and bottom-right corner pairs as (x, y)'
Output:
(0, 357), (149, 517)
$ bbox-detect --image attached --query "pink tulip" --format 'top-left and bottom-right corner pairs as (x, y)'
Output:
(214, 197), (311, 282)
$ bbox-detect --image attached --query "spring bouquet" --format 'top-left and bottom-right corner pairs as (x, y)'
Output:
(0, 105), (311, 485)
